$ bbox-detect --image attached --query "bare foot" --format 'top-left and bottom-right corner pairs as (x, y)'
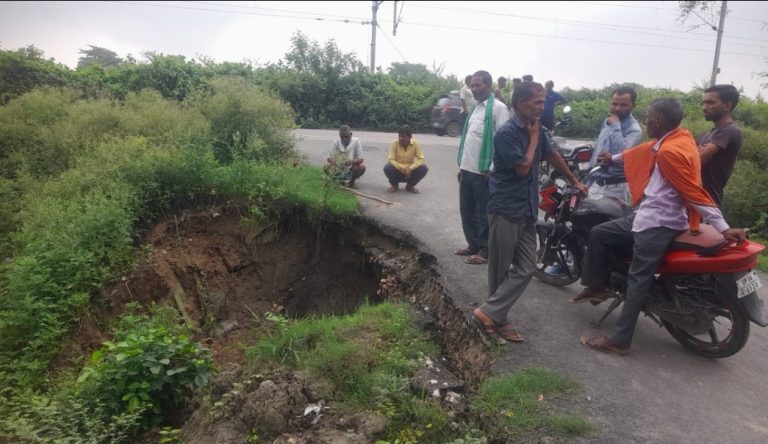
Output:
(386, 185), (398, 193)
(405, 186), (420, 194)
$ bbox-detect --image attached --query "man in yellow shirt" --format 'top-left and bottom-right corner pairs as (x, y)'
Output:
(384, 125), (429, 193)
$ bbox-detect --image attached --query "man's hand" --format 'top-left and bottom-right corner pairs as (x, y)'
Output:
(573, 181), (589, 197)
(597, 151), (613, 165)
(722, 228), (748, 245)
(606, 114), (619, 126)
(526, 119), (540, 142)
(456, 170), (461, 183)
(404, 166), (412, 179)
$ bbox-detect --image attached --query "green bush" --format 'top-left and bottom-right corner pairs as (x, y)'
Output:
(77, 307), (214, 424)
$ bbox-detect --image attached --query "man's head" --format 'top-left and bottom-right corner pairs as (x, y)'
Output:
(703, 84), (739, 122)
(470, 70), (493, 102)
(497, 76), (507, 88)
(545, 80), (554, 91)
(512, 81), (546, 124)
(464, 75), (473, 86)
(397, 125), (413, 147)
(610, 87), (637, 120)
(512, 78), (522, 88)
(645, 98), (683, 140)
(522, 74), (534, 82)
(339, 125), (352, 145)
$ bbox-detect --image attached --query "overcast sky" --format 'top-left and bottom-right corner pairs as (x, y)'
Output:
(1, 1), (767, 98)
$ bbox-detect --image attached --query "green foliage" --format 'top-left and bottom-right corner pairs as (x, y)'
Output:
(77, 45), (124, 69)
(470, 368), (593, 437)
(0, 46), (71, 105)
(77, 307), (214, 425)
(190, 76), (297, 163)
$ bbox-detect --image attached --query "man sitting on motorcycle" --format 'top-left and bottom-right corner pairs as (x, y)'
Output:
(575, 97), (747, 356)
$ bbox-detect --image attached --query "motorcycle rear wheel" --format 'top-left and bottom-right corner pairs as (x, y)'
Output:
(661, 287), (750, 358)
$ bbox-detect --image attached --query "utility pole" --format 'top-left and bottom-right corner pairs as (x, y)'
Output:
(370, 1), (383, 74)
(710, 0), (728, 86)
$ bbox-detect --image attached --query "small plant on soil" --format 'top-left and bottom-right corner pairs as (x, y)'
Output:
(77, 304), (215, 426)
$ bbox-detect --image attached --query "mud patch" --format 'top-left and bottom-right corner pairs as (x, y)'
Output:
(54, 205), (495, 442)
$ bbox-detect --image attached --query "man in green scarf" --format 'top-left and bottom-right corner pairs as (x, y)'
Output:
(455, 70), (510, 265)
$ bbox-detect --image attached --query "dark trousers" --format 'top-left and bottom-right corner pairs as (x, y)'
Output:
(580, 214), (682, 347)
(458, 169), (489, 255)
(383, 163), (428, 187)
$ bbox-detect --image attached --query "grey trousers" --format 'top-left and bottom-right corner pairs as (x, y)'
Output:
(580, 214), (682, 347)
(480, 213), (537, 324)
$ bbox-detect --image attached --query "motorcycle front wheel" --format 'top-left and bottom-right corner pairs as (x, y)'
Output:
(534, 232), (580, 287)
(661, 282), (750, 358)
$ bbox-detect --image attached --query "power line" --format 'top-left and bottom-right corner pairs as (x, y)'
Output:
(564, 1), (766, 23)
(376, 23), (407, 61)
(181, 1), (366, 22)
(406, 2), (766, 45)
(109, 1), (371, 25)
(393, 18), (764, 57)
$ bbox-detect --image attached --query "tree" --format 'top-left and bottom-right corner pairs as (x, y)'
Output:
(0, 45), (70, 104)
(77, 45), (124, 69)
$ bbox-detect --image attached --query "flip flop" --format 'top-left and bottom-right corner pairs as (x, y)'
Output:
(497, 323), (524, 342)
(570, 289), (609, 304)
(473, 308), (505, 341)
(579, 335), (628, 355)
(465, 255), (488, 265)
(454, 248), (474, 256)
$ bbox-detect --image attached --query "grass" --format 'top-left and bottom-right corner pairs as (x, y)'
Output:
(248, 303), (594, 443)
(470, 368), (595, 438)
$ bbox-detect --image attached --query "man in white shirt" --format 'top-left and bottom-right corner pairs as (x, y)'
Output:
(325, 125), (366, 188)
(459, 75), (475, 120)
(455, 70), (510, 265)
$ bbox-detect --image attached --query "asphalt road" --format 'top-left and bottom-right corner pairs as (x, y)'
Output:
(296, 128), (768, 443)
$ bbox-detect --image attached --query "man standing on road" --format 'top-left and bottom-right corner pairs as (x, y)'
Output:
(460, 75), (475, 120)
(472, 81), (588, 343)
(698, 84), (742, 209)
(384, 125), (428, 194)
(325, 125), (366, 189)
(576, 98), (747, 355)
(455, 70), (510, 265)
(540, 80), (565, 131)
(586, 86), (643, 205)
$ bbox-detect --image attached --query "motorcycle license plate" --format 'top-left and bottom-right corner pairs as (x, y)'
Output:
(578, 162), (590, 171)
(737, 271), (763, 299)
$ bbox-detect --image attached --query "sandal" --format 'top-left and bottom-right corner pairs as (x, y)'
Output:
(454, 247), (474, 256)
(473, 308), (508, 345)
(570, 288), (609, 304)
(579, 335), (628, 355)
(497, 323), (524, 342)
(465, 255), (488, 265)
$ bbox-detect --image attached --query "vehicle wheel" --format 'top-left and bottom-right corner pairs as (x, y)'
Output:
(534, 229), (580, 287)
(435, 128), (446, 136)
(661, 281), (750, 358)
(446, 121), (462, 137)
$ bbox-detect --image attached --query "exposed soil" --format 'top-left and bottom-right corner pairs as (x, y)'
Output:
(53, 205), (494, 443)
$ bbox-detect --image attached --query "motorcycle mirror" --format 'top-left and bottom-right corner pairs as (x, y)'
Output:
(562, 105), (572, 114)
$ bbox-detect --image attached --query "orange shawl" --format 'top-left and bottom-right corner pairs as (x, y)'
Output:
(623, 127), (716, 232)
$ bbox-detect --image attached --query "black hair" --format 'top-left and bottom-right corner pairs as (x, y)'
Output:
(511, 81), (544, 111)
(473, 70), (492, 86)
(339, 125), (351, 133)
(397, 125), (413, 136)
(611, 86), (638, 105)
(649, 98), (684, 127)
(704, 84), (740, 109)
(522, 74), (533, 82)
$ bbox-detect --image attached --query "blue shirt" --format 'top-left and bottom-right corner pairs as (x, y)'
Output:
(588, 113), (642, 179)
(542, 91), (565, 119)
(489, 116), (556, 222)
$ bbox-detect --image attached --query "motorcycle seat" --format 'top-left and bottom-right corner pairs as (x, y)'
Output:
(668, 224), (724, 251)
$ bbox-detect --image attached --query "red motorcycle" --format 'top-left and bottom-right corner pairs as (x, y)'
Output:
(535, 178), (767, 358)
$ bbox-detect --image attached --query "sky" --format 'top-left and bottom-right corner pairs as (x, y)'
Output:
(1, 1), (767, 98)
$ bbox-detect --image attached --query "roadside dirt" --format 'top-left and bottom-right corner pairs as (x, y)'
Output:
(52, 204), (494, 443)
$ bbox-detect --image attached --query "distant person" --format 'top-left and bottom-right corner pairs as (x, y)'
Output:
(384, 125), (428, 193)
(325, 125), (366, 189)
(494, 76), (508, 106)
(456, 70), (509, 265)
(586, 86), (642, 205)
(541, 80), (565, 131)
(698, 84), (742, 209)
(522, 74), (533, 82)
(509, 78), (523, 112)
(472, 81), (587, 343)
(460, 75), (475, 120)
